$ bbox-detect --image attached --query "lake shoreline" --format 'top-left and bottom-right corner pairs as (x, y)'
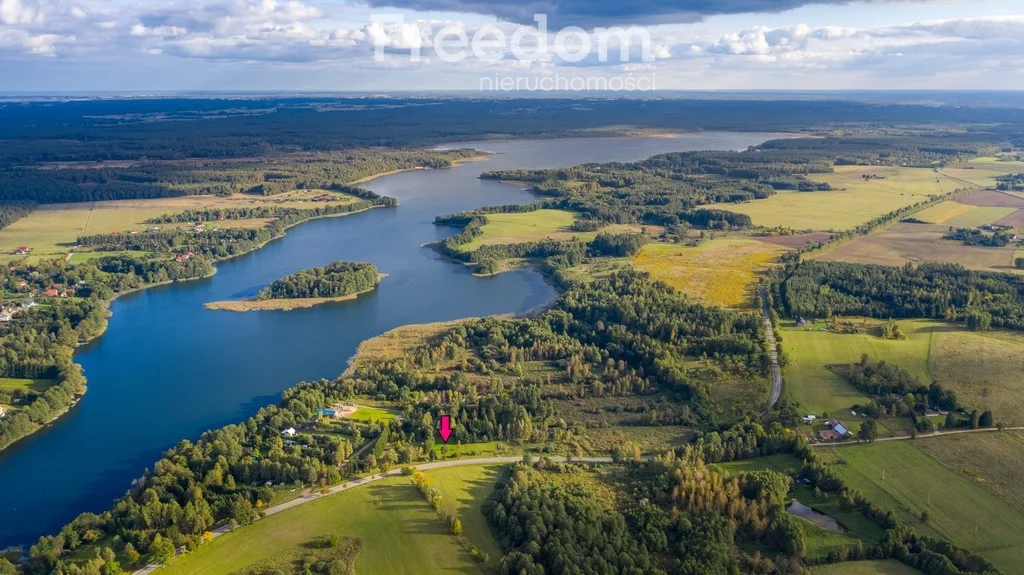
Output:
(205, 274), (387, 312)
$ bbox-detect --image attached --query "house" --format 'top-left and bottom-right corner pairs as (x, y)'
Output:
(802, 415), (818, 425)
(281, 427), (297, 437)
(0, 405), (5, 418)
(21, 300), (36, 309)
(15, 246), (29, 255)
(827, 419), (851, 437)
(44, 289), (59, 297)
(0, 308), (14, 322)
(924, 409), (949, 417)
(795, 316), (808, 327)
(17, 281), (27, 288)
(317, 408), (339, 419)
(819, 429), (843, 441)
(193, 224), (205, 232)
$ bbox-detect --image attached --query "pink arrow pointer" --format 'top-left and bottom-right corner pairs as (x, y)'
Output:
(438, 415), (453, 443)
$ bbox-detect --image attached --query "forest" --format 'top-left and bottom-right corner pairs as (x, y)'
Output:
(258, 261), (379, 300)
(779, 261), (1024, 331)
(0, 150), (475, 204)
(942, 227), (1014, 247)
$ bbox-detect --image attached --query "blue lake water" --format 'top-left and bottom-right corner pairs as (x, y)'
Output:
(0, 132), (782, 548)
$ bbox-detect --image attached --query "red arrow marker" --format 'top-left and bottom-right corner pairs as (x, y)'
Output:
(438, 415), (453, 444)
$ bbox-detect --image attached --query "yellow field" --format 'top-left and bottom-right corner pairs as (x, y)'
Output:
(912, 201), (975, 224)
(942, 157), (1024, 188)
(815, 223), (1019, 274)
(632, 239), (786, 308)
(707, 166), (961, 232)
(930, 329), (1024, 425)
(944, 206), (1018, 228)
(0, 190), (358, 262)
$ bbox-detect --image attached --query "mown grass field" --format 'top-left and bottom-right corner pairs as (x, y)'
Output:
(818, 441), (1024, 572)
(456, 209), (648, 252)
(912, 201), (975, 223)
(814, 223), (1019, 274)
(709, 166), (960, 231)
(632, 239), (786, 308)
(944, 206), (1018, 228)
(781, 319), (935, 416)
(424, 465), (506, 565)
(159, 465), (504, 575)
(0, 378), (55, 393)
(349, 406), (399, 423)
(0, 190), (359, 262)
(809, 560), (923, 575)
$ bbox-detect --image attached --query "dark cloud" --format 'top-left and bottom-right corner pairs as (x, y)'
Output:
(361, 0), (895, 27)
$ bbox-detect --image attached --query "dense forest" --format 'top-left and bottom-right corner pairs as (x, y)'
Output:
(779, 261), (1024, 331)
(995, 173), (1024, 191)
(258, 261), (379, 300)
(0, 150), (476, 204)
(0, 203), (33, 230)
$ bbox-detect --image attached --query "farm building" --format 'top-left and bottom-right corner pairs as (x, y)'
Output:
(924, 409), (950, 417)
(317, 409), (339, 419)
(826, 419), (851, 437)
(281, 427), (297, 437)
(802, 415), (817, 424)
(15, 246), (29, 255)
(819, 429), (843, 441)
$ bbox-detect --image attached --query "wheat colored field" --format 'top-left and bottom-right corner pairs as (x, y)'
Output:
(708, 166), (962, 231)
(632, 239), (786, 308)
(941, 157), (1024, 188)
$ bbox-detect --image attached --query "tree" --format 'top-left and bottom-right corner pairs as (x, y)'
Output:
(148, 535), (175, 565)
(1015, 257), (1024, 270)
(979, 410), (994, 428)
(857, 420), (878, 443)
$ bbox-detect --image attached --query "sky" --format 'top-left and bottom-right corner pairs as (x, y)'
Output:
(0, 0), (1023, 92)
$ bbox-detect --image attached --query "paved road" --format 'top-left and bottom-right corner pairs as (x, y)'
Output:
(132, 455), (612, 574)
(760, 287), (782, 406)
(811, 425), (1024, 448)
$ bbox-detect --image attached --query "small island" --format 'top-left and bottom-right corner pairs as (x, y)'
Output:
(206, 261), (384, 312)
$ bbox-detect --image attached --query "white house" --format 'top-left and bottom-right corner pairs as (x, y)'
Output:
(282, 427), (297, 437)
(802, 415), (817, 425)
(0, 406), (6, 418)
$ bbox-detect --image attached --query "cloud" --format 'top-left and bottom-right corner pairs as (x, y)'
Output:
(359, 0), (915, 27)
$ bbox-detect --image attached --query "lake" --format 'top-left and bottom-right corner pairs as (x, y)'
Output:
(0, 132), (784, 548)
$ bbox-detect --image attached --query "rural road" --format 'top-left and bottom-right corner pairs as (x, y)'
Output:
(811, 425), (1024, 448)
(132, 455), (612, 574)
(760, 287), (782, 406)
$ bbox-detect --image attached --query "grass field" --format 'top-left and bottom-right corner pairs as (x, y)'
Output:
(456, 209), (648, 252)
(814, 223), (1019, 274)
(809, 560), (923, 575)
(349, 406), (399, 423)
(632, 239), (786, 308)
(708, 166), (960, 232)
(929, 329), (1024, 425)
(344, 319), (473, 376)
(0, 378), (55, 393)
(718, 453), (802, 474)
(0, 190), (359, 263)
(941, 157), (1024, 189)
(781, 319), (936, 416)
(159, 465), (505, 575)
(819, 441), (1024, 571)
(916, 431), (1024, 517)
(944, 206), (1018, 228)
(912, 201), (975, 224)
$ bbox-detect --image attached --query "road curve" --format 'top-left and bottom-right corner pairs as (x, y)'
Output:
(760, 287), (782, 406)
(133, 455), (611, 574)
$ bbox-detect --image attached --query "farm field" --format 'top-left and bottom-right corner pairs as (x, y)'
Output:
(0, 190), (360, 262)
(944, 206), (1018, 227)
(709, 166), (960, 231)
(348, 405), (399, 423)
(818, 441), (1024, 572)
(941, 157), (1024, 189)
(632, 238), (786, 308)
(809, 560), (923, 575)
(423, 465), (505, 565)
(781, 319), (935, 416)
(929, 329), (1024, 425)
(814, 222), (1019, 273)
(911, 201), (974, 223)
(916, 431), (1024, 517)
(455, 209), (648, 252)
(158, 465), (502, 575)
